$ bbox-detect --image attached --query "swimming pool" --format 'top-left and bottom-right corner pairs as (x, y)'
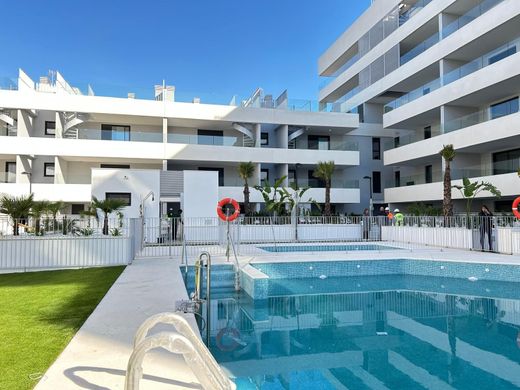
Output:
(258, 243), (400, 253)
(183, 261), (520, 389)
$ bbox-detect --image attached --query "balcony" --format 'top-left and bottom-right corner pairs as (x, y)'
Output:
(385, 171), (519, 203)
(385, 36), (520, 112)
(167, 133), (247, 147)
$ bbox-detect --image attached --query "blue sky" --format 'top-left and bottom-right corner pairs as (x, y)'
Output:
(1, 0), (370, 102)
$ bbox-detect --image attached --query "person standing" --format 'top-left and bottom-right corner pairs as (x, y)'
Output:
(394, 209), (404, 226)
(479, 205), (493, 252)
(362, 208), (370, 240)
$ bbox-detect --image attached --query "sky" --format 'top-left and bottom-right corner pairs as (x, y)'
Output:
(1, 0), (370, 103)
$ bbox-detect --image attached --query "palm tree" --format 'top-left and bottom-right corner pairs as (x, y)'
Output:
(313, 161), (335, 216)
(46, 201), (64, 233)
(91, 196), (127, 235)
(238, 162), (255, 216)
(0, 194), (34, 235)
(31, 200), (50, 235)
(439, 145), (456, 218)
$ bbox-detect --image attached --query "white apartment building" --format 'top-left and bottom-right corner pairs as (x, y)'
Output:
(0, 69), (361, 219)
(319, 0), (520, 213)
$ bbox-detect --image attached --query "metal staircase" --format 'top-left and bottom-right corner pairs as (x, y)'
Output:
(62, 112), (89, 138)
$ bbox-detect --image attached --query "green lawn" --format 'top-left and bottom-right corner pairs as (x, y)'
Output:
(0, 266), (125, 390)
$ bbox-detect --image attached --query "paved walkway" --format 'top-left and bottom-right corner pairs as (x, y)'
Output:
(35, 258), (202, 390)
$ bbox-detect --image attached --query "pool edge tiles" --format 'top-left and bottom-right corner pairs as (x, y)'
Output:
(239, 264), (269, 299)
(242, 259), (520, 299)
(257, 243), (403, 253)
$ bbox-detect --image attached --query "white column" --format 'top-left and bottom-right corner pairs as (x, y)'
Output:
(54, 157), (68, 184)
(16, 155), (32, 187)
(162, 118), (168, 170)
(253, 123), (261, 147)
(276, 125), (289, 149)
(16, 109), (32, 137)
(55, 112), (64, 138)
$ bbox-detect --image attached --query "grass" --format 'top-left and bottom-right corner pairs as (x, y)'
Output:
(0, 266), (125, 390)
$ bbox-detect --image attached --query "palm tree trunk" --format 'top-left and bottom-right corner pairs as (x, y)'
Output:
(13, 221), (19, 236)
(103, 214), (109, 235)
(443, 161), (453, 218)
(325, 180), (331, 216)
(243, 182), (250, 216)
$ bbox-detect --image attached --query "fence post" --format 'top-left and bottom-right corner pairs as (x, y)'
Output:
(168, 218), (173, 258)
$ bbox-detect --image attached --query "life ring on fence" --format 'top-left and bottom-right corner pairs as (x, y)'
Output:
(217, 198), (240, 222)
(216, 327), (241, 351)
(513, 197), (520, 219)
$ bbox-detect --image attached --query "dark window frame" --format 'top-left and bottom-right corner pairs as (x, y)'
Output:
(100, 164), (131, 169)
(5, 161), (16, 183)
(261, 132), (269, 146)
(197, 129), (224, 145)
(44, 162), (55, 177)
(373, 171), (381, 193)
(71, 204), (85, 214)
(394, 171), (401, 188)
(425, 165), (433, 183)
(105, 192), (131, 206)
(260, 169), (269, 185)
(101, 124), (131, 141)
(308, 135), (330, 150)
(45, 121), (56, 136)
(490, 97), (519, 120)
(372, 137), (381, 160)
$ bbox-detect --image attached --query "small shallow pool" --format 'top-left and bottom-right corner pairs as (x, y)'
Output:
(183, 260), (520, 389)
(257, 243), (400, 253)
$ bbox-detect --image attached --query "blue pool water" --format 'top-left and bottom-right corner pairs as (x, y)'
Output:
(183, 261), (520, 389)
(258, 244), (399, 253)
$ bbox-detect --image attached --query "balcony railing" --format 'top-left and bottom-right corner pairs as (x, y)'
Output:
(385, 36), (519, 112)
(386, 161), (519, 188)
(444, 103), (519, 134)
(291, 140), (359, 152)
(167, 134), (247, 147)
(77, 129), (163, 143)
(0, 76), (17, 91)
(441, 0), (503, 39)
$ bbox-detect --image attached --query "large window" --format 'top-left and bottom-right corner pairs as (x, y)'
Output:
(45, 121), (56, 136)
(105, 192), (131, 206)
(5, 162), (16, 183)
(101, 124), (130, 141)
(493, 148), (520, 175)
(308, 170), (325, 187)
(44, 162), (55, 177)
(308, 135), (330, 150)
(198, 167), (224, 186)
(198, 130), (223, 145)
(261, 132), (269, 146)
(490, 97), (519, 120)
(372, 137), (381, 160)
(488, 46), (516, 65)
(260, 169), (269, 186)
(425, 165), (433, 183)
(372, 171), (381, 193)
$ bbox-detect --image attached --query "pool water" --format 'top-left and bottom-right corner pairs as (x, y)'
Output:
(258, 244), (399, 253)
(183, 264), (520, 389)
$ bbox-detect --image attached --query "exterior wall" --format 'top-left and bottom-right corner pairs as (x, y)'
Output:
(91, 169), (160, 219)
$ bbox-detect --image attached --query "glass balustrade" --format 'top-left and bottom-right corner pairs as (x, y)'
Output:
(78, 129), (163, 142)
(385, 36), (519, 113)
(167, 134), (245, 147)
(442, 0), (504, 39)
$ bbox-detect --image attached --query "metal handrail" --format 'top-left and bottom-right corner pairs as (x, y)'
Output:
(128, 312), (234, 390)
(125, 326), (235, 390)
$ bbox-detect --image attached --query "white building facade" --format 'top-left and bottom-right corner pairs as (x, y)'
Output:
(319, 0), (520, 213)
(0, 69), (362, 219)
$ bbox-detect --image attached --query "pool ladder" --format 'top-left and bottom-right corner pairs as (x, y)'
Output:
(124, 312), (235, 390)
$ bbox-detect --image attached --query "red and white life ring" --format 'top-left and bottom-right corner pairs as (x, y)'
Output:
(216, 327), (241, 351)
(513, 197), (520, 219)
(217, 198), (240, 222)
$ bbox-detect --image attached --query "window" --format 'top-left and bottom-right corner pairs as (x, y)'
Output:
(101, 124), (130, 141)
(357, 104), (364, 123)
(488, 47), (516, 65)
(71, 204), (85, 215)
(288, 169), (296, 186)
(197, 130), (223, 145)
(260, 169), (269, 186)
(424, 126), (431, 139)
(44, 162), (55, 177)
(308, 170), (325, 187)
(45, 121), (56, 136)
(308, 135), (330, 150)
(105, 192), (131, 206)
(372, 137), (381, 160)
(5, 162), (16, 183)
(198, 167), (224, 186)
(394, 137), (400, 148)
(372, 171), (381, 193)
(394, 171), (401, 187)
(490, 97), (519, 120)
(261, 132), (269, 146)
(100, 164), (130, 169)
(493, 148), (520, 175)
(425, 165), (433, 183)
